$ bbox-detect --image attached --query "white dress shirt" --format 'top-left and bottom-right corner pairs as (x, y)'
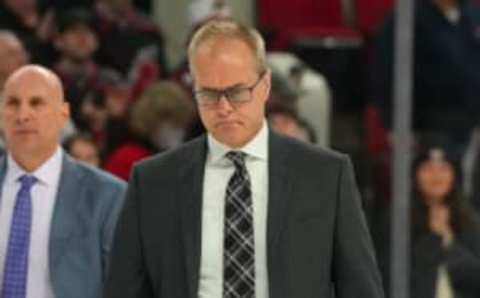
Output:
(0, 146), (63, 298)
(198, 121), (270, 298)
(436, 265), (454, 298)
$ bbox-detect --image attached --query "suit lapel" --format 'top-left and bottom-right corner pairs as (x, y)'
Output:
(267, 132), (292, 298)
(179, 132), (292, 298)
(180, 136), (207, 298)
(0, 156), (7, 202)
(49, 155), (85, 272)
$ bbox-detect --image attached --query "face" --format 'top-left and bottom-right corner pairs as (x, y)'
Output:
(0, 38), (28, 83)
(4, 0), (36, 13)
(191, 38), (270, 148)
(416, 159), (455, 204)
(70, 138), (99, 167)
(81, 99), (107, 131)
(151, 121), (187, 150)
(105, 85), (130, 117)
(1, 69), (70, 161)
(56, 25), (98, 62)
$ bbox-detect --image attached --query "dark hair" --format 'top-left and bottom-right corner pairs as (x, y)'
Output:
(57, 8), (95, 34)
(411, 148), (475, 235)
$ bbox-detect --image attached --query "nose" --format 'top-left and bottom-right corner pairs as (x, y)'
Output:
(16, 103), (32, 124)
(215, 95), (234, 116)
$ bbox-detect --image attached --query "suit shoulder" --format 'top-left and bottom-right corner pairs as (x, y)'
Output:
(74, 161), (127, 192)
(134, 136), (205, 175)
(280, 135), (348, 165)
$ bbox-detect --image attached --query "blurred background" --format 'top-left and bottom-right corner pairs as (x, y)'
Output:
(1, 0), (480, 297)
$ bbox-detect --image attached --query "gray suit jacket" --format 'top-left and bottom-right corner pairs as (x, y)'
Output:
(0, 154), (126, 298)
(105, 132), (384, 298)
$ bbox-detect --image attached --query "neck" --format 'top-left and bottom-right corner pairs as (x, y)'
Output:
(10, 147), (57, 173)
(425, 197), (446, 208)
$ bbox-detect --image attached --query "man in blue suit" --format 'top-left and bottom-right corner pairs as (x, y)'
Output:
(0, 65), (126, 298)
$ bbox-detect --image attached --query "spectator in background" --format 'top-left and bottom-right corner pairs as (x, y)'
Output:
(104, 80), (195, 180)
(68, 77), (132, 158)
(411, 148), (480, 298)
(187, 0), (231, 30)
(374, 146), (480, 298)
(373, 0), (480, 162)
(94, 0), (167, 79)
(53, 8), (124, 132)
(0, 31), (29, 154)
(267, 103), (316, 143)
(0, 0), (56, 65)
(0, 31), (29, 91)
(64, 133), (101, 167)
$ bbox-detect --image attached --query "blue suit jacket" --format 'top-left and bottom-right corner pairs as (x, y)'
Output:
(0, 153), (126, 298)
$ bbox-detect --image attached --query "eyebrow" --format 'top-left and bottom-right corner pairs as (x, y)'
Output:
(29, 96), (46, 101)
(198, 82), (249, 92)
(4, 95), (18, 102)
(4, 95), (46, 102)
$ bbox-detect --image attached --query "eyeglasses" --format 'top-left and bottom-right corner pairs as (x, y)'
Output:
(194, 72), (266, 107)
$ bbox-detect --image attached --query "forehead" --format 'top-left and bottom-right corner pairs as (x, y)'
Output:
(0, 37), (22, 52)
(194, 38), (256, 70)
(192, 38), (258, 86)
(419, 159), (452, 170)
(4, 72), (61, 101)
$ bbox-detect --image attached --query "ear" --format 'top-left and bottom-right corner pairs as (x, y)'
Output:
(61, 100), (70, 124)
(261, 69), (272, 103)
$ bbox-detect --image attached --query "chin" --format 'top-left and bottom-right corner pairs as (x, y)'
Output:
(221, 136), (248, 148)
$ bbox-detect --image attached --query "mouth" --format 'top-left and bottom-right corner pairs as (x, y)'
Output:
(215, 121), (242, 128)
(14, 129), (37, 135)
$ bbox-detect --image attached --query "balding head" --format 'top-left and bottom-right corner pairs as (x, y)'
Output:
(0, 31), (21, 47)
(1, 64), (70, 172)
(0, 31), (28, 88)
(5, 65), (65, 103)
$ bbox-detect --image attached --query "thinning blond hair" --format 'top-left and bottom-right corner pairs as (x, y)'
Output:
(187, 18), (268, 75)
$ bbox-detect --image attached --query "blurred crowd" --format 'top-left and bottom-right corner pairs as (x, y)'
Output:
(1, 0), (480, 297)
(0, 0), (318, 180)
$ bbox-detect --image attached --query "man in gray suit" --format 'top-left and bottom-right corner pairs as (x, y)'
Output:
(0, 65), (126, 298)
(105, 18), (384, 298)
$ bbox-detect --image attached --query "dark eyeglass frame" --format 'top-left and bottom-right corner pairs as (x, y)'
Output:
(194, 71), (266, 107)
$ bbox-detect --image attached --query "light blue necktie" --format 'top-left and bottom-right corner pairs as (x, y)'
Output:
(1, 175), (37, 298)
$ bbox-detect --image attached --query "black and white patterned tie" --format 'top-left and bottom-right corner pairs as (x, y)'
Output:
(223, 151), (255, 298)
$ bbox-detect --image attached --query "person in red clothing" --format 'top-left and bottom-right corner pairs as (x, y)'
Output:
(104, 80), (196, 180)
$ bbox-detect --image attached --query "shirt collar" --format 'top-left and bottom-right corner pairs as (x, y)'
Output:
(6, 146), (64, 186)
(207, 120), (269, 165)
